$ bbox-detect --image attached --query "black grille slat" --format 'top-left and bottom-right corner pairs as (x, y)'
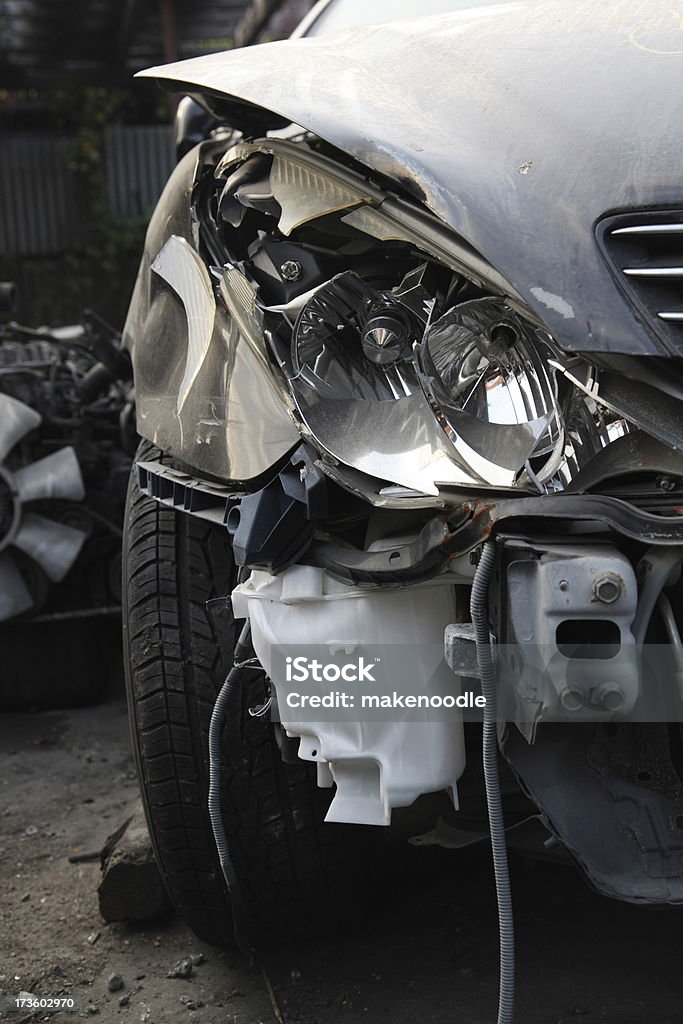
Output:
(597, 210), (683, 355)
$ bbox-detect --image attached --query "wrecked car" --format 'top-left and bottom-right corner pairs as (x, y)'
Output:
(122, 3), (683, 1019)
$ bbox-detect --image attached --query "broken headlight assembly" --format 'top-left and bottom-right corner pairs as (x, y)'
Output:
(198, 141), (635, 501)
(278, 261), (627, 499)
(137, 137), (662, 512)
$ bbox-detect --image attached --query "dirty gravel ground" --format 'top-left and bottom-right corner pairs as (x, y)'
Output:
(2, 695), (683, 1024)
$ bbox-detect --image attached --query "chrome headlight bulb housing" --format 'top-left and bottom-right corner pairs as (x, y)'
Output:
(419, 297), (565, 488)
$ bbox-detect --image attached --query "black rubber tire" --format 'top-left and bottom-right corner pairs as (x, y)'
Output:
(123, 442), (370, 946)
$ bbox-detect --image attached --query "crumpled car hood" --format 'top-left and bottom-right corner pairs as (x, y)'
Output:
(139, 1), (683, 356)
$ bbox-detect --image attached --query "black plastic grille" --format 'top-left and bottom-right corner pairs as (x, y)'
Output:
(597, 210), (683, 355)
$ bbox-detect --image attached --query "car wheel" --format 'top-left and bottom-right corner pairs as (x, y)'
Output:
(123, 441), (371, 945)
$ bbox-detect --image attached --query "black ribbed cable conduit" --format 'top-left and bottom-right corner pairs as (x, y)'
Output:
(470, 540), (515, 1024)
(208, 619), (256, 959)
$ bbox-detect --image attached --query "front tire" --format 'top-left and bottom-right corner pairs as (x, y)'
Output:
(123, 444), (368, 945)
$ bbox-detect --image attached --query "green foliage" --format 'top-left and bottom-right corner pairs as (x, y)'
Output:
(63, 88), (149, 325)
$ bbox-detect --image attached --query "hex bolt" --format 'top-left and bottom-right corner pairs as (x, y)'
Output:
(593, 682), (625, 711)
(560, 687), (584, 712)
(280, 259), (303, 282)
(593, 574), (622, 604)
(656, 475), (677, 492)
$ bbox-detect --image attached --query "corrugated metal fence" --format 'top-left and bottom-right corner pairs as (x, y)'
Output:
(105, 125), (175, 219)
(0, 135), (77, 257)
(0, 125), (174, 257)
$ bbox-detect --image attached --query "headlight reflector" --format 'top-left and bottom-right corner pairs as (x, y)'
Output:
(420, 297), (565, 486)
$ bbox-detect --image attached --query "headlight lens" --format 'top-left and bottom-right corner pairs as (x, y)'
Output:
(289, 271), (477, 497)
(285, 270), (626, 496)
(292, 271), (421, 401)
(420, 297), (565, 487)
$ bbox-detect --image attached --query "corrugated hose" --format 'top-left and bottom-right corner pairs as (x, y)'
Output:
(470, 540), (515, 1024)
(208, 619), (257, 961)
